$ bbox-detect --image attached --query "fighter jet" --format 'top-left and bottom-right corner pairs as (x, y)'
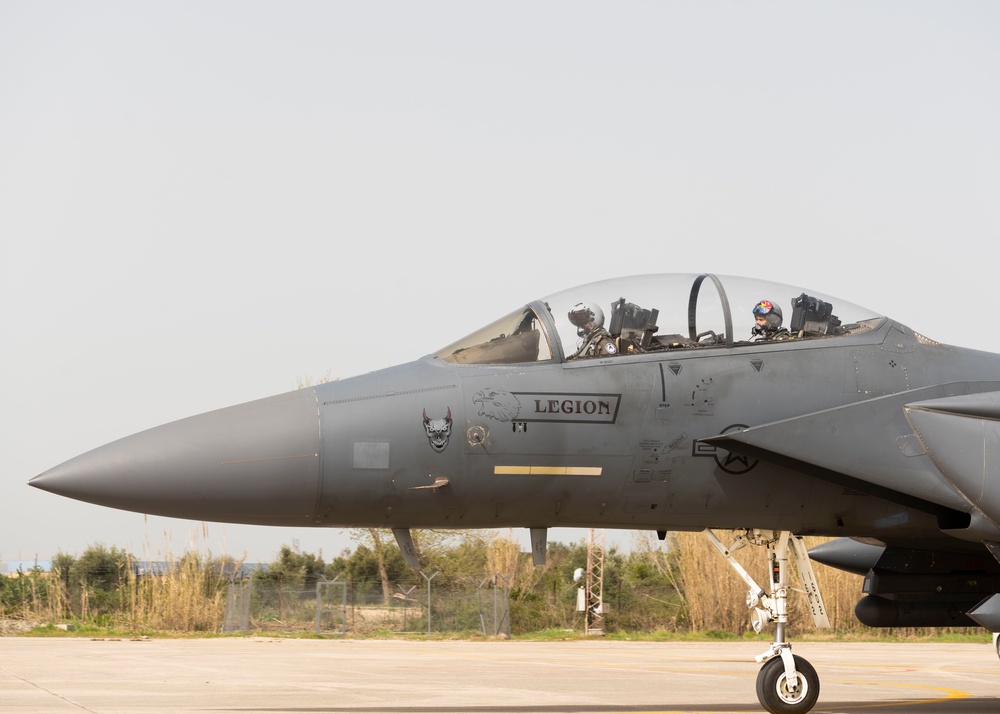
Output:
(31, 272), (1000, 714)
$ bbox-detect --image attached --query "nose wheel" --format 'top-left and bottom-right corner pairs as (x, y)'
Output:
(756, 653), (819, 714)
(705, 529), (830, 714)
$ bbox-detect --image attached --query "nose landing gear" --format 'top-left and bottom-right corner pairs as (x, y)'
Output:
(705, 529), (829, 714)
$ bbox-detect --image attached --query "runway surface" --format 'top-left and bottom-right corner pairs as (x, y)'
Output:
(1, 637), (998, 713)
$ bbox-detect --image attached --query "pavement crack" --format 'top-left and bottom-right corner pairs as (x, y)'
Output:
(0, 664), (97, 713)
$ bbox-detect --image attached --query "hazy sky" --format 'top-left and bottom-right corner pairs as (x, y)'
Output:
(3, 2), (998, 566)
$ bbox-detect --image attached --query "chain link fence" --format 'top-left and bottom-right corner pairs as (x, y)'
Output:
(223, 575), (511, 637)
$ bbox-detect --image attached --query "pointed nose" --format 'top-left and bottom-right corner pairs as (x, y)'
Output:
(30, 388), (322, 526)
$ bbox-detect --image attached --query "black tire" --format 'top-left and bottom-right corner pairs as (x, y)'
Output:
(755, 654), (820, 714)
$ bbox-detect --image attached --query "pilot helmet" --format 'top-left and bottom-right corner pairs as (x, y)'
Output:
(568, 302), (605, 336)
(752, 299), (783, 331)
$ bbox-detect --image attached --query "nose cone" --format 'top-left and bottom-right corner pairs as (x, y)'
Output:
(30, 388), (322, 526)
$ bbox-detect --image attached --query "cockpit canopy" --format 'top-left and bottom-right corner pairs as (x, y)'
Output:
(435, 273), (883, 365)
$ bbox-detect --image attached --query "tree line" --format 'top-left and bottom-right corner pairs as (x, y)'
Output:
(0, 529), (980, 639)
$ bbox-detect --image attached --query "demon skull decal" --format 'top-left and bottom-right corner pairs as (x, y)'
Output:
(423, 408), (453, 452)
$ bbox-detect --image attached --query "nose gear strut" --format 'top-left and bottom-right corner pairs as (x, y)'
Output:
(705, 529), (830, 714)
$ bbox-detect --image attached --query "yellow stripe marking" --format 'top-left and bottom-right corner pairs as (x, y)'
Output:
(829, 680), (970, 709)
(494, 465), (602, 476)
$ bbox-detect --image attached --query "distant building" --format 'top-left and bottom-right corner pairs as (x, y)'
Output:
(130, 561), (264, 579)
(1, 559), (263, 579)
(2, 560), (52, 577)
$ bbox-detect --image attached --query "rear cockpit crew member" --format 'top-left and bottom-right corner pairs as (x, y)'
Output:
(751, 299), (791, 341)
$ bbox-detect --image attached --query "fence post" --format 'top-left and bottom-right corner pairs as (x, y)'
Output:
(315, 580), (321, 635)
(476, 578), (489, 635)
(420, 571), (438, 635)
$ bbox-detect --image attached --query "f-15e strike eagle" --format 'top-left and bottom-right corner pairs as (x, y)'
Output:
(32, 273), (1000, 714)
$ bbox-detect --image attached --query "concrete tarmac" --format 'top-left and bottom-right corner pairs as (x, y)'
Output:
(1, 637), (999, 714)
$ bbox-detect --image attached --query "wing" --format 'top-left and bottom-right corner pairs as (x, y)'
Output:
(702, 381), (1000, 526)
(706, 381), (1000, 631)
(904, 390), (1000, 530)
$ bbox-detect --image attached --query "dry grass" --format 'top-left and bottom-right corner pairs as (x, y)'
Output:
(1, 534), (238, 633)
(668, 530), (866, 636)
(116, 549), (230, 632)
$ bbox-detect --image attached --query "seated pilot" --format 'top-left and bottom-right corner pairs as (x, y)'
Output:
(751, 299), (791, 342)
(568, 302), (618, 358)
